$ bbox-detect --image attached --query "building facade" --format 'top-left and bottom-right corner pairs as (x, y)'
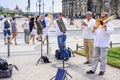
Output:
(62, 0), (120, 17)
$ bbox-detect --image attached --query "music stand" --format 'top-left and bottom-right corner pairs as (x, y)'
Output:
(36, 21), (50, 65)
(55, 68), (67, 80)
(36, 35), (44, 65)
(50, 19), (72, 80)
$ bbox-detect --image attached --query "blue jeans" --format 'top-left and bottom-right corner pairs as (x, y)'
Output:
(57, 34), (69, 59)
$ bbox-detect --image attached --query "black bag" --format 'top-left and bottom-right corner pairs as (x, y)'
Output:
(55, 50), (60, 59)
(0, 58), (18, 78)
(4, 20), (10, 29)
(0, 58), (9, 71)
(41, 56), (50, 63)
(55, 47), (73, 60)
(0, 64), (13, 78)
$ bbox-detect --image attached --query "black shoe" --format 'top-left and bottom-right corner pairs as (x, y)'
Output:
(86, 70), (95, 74)
(5, 43), (7, 45)
(64, 58), (69, 61)
(36, 38), (41, 41)
(84, 61), (90, 64)
(98, 71), (104, 76)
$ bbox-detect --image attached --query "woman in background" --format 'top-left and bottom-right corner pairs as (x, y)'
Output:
(22, 18), (29, 44)
(11, 17), (18, 45)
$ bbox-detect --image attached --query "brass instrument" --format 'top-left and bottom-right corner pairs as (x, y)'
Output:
(80, 19), (86, 26)
(95, 15), (116, 28)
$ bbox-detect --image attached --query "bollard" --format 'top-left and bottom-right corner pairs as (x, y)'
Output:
(76, 44), (78, 51)
(110, 41), (112, 48)
(7, 37), (10, 57)
(46, 35), (49, 55)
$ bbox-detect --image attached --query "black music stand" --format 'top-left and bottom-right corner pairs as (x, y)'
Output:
(36, 35), (44, 65)
(36, 21), (50, 65)
(50, 19), (72, 80)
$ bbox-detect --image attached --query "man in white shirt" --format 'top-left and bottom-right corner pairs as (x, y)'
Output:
(87, 12), (114, 75)
(80, 11), (95, 64)
(42, 14), (51, 44)
(1, 15), (12, 44)
(53, 13), (69, 60)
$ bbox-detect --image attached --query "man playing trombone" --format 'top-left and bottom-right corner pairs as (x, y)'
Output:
(87, 12), (114, 75)
(78, 11), (95, 64)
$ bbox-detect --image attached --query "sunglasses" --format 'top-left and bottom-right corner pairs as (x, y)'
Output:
(101, 16), (106, 18)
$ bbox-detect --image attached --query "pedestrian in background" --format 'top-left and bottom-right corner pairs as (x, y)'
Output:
(29, 24), (37, 45)
(29, 17), (35, 35)
(35, 15), (43, 41)
(22, 18), (29, 44)
(1, 14), (12, 44)
(42, 14), (51, 44)
(11, 17), (18, 45)
(29, 17), (37, 44)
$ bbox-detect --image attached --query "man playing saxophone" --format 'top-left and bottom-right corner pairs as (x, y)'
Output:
(79, 11), (95, 64)
(87, 12), (114, 75)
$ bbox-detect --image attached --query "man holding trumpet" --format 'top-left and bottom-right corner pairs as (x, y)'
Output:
(87, 12), (114, 75)
(78, 11), (95, 65)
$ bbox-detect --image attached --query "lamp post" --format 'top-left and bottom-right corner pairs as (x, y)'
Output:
(28, 0), (30, 13)
(42, 0), (45, 15)
(36, 2), (38, 13)
(38, 0), (41, 15)
(52, 0), (54, 15)
(94, 1), (97, 18)
(69, 0), (74, 25)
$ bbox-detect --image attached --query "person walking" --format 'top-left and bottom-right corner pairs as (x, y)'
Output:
(22, 18), (29, 44)
(11, 17), (18, 45)
(1, 14), (12, 44)
(42, 14), (51, 44)
(35, 15), (43, 41)
(29, 25), (37, 45)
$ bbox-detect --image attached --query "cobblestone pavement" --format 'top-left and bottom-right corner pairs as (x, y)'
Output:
(0, 35), (120, 80)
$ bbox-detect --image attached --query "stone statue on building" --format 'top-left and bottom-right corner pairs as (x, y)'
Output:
(104, 2), (110, 13)
(87, 0), (93, 12)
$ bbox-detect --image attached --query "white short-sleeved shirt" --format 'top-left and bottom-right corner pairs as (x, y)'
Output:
(23, 21), (29, 30)
(43, 17), (51, 36)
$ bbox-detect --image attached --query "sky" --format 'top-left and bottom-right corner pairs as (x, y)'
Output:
(0, 0), (62, 12)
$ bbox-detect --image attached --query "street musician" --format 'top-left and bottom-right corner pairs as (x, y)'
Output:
(78, 11), (95, 64)
(87, 12), (114, 76)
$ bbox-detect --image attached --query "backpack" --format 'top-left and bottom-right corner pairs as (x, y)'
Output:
(41, 56), (50, 63)
(0, 58), (8, 70)
(0, 58), (18, 78)
(41, 19), (46, 28)
(4, 20), (10, 29)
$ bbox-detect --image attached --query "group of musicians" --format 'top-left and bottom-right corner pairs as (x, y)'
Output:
(79, 11), (113, 76)
(54, 12), (113, 76)
(37, 11), (113, 76)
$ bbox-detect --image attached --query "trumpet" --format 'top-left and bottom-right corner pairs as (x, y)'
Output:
(78, 19), (86, 27)
(95, 15), (116, 28)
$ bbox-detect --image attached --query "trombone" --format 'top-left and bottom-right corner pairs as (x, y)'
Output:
(95, 15), (116, 28)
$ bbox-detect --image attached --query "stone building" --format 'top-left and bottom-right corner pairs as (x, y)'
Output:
(62, 0), (120, 17)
